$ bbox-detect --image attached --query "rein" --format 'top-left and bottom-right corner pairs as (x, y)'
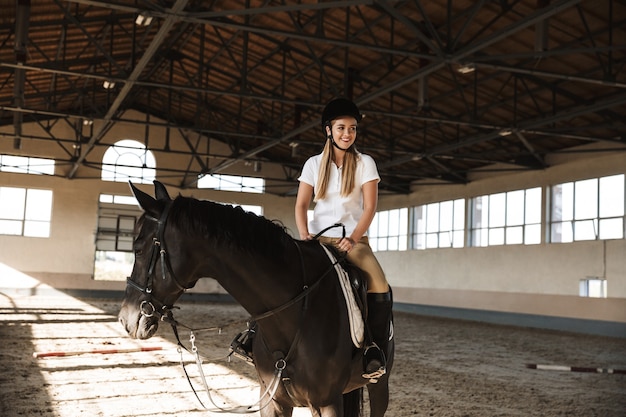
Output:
(250, 228), (346, 322)
(313, 222), (346, 239)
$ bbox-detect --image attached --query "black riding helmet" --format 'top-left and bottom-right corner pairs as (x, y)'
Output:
(321, 98), (362, 128)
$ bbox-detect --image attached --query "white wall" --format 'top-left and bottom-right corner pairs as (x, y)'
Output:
(0, 172), (294, 294)
(375, 145), (626, 325)
(1, 116), (625, 329)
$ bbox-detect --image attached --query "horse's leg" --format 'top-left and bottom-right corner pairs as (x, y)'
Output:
(318, 403), (342, 417)
(309, 407), (321, 417)
(366, 376), (390, 417)
(260, 402), (293, 417)
(256, 374), (293, 417)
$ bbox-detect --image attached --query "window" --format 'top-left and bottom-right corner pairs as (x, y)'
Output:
(94, 194), (141, 281)
(369, 208), (408, 251)
(198, 174), (264, 194)
(0, 155), (55, 175)
(470, 188), (541, 246)
(100, 194), (139, 206)
(579, 278), (607, 298)
(550, 174), (624, 242)
(0, 187), (53, 237)
(101, 140), (156, 184)
(412, 199), (465, 249)
(239, 205), (263, 216)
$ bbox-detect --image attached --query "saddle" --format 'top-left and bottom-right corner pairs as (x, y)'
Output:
(311, 224), (368, 323)
(322, 243), (368, 315)
(319, 243), (368, 347)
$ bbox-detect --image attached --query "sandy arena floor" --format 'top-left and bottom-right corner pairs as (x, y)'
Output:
(1, 290), (625, 417)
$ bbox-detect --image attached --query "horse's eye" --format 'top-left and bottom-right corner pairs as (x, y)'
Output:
(134, 249), (143, 256)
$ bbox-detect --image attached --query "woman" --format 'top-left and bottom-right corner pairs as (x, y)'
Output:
(295, 97), (393, 381)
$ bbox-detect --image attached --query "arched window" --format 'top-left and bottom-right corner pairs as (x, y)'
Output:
(101, 140), (155, 184)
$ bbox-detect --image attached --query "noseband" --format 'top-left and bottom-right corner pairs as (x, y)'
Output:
(126, 200), (192, 318)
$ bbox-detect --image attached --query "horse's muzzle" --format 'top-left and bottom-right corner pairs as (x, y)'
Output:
(119, 308), (159, 339)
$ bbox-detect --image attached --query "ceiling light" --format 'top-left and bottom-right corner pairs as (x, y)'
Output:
(82, 119), (93, 126)
(457, 64), (475, 74)
(290, 142), (299, 157)
(499, 129), (513, 137)
(103, 80), (115, 89)
(135, 13), (153, 26)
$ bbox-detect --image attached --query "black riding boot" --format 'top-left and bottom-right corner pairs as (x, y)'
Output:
(362, 291), (393, 382)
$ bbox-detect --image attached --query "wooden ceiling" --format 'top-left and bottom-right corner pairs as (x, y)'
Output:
(1, 0), (625, 195)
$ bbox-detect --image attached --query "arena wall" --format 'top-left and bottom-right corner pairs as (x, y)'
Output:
(1, 117), (624, 337)
(375, 146), (626, 337)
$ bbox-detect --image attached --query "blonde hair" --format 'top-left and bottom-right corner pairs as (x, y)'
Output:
(315, 136), (359, 201)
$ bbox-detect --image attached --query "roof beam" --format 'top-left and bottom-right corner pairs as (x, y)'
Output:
(67, 0), (190, 178)
(194, 0), (584, 183)
(61, 0), (373, 17)
(474, 63), (626, 89)
(380, 92), (626, 169)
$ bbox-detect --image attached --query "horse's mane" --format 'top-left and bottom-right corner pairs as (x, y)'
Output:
(167, 195), (293, 261)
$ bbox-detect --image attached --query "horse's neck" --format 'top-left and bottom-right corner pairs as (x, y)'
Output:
(196, 239), (303, 318)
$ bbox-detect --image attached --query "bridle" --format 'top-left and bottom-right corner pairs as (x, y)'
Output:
(126, 200), (192, 318)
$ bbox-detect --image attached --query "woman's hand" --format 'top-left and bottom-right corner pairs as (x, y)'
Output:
(338, 237), (356, 252)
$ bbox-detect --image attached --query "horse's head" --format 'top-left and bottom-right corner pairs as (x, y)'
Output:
(118, 180), (193, 339)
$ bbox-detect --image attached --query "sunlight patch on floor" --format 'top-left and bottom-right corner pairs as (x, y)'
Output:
(1, 272), (315, 416)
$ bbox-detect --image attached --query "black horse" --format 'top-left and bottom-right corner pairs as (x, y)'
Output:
(118, 181), (394, 417)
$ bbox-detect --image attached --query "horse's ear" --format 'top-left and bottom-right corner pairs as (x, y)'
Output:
(129, 181), (158, 214)
(153, 180), (171, 201)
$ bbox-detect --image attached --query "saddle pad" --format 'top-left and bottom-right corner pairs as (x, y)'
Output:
(321, 245), (364, 348)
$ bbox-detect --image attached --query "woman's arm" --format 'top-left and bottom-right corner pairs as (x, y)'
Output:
(346, 179), (378, 246)
(295, 181), (314, 240)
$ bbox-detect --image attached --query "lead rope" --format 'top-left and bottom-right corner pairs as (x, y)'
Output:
(166, 310), (285, 414)
(177, 330), (285, 414)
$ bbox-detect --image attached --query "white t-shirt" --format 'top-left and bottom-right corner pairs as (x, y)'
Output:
(298, 152), (380, 238)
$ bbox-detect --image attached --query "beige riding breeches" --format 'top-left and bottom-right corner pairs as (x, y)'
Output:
(317, 236), (389, 293)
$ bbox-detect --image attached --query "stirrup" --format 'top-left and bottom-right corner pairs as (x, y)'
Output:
(228, 329), (255, 365)
(362, 344), (386, 383)
(362, 367), (386, 383)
